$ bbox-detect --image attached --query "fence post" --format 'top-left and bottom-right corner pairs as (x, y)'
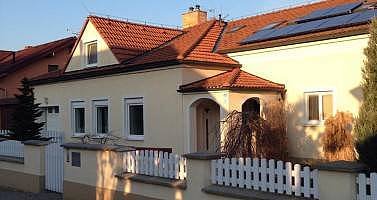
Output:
(22, 140), (50, 193)
(313, 161), (366, 200)
(183, 152), (221, 200)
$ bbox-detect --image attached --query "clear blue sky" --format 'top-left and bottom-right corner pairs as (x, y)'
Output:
(0, 0), (315, 50)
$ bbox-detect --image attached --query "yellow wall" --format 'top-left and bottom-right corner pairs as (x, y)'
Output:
(66, 21), (119, 71)
(228, 34), (368, 158)
(34, 66), (228, 154)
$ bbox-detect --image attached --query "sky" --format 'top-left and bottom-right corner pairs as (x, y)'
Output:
(0, 0), (316, 50)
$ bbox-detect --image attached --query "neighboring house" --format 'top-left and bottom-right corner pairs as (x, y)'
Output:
(0, 37), (76, 129)
(30, 0), (376, 159)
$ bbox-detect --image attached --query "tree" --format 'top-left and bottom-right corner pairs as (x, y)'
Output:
(355, 19), (377, 169)
(7, 78), (45, 141)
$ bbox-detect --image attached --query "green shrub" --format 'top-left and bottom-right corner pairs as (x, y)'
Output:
(356, 135), (377, 171)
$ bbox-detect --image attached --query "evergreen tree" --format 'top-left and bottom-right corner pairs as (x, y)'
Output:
(8, 78), (44, 141)
(355, 19), (377, 170)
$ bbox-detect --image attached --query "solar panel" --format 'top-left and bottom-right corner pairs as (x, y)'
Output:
(318, 12), (360, 30)
(297, 2), (362, 23)
(241, 8), (377, 45)
(287, 18), (328, 36)
(240, 29), (276, 44)
(349, 9), (377, 24)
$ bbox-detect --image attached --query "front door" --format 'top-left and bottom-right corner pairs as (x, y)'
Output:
(196, 99), (220, 152)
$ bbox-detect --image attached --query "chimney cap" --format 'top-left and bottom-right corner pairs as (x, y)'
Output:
(189, 6), (194, 11)
(195, 5), (200, 10)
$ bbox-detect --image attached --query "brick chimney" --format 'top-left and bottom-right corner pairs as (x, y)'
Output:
(182, 5), (207, 29)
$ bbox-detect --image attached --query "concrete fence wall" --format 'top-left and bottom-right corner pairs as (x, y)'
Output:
(0, 140), (49, 193)
(62, 143), (367, 200)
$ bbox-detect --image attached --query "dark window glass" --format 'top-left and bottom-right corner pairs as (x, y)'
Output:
(129, 105), (143, 135)
(71, 152), (81, 167)
(96, 106), (108, 133)
(74, 108), (85, 133)
(48, 64), (59, 72)
(87, 43), (97, 65)
(308, 95), (319, 120)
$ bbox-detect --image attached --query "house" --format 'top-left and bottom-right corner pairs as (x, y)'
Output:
(30, 0), (376, 159)
(0, 37), (76, 129)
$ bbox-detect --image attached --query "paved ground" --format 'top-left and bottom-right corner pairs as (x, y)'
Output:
(0, 187), (62, 200)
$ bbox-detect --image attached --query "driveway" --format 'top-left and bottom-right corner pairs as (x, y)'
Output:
(0, 187), (62, 200)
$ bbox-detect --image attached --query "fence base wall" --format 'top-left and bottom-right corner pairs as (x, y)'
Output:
(0, 141), (48, 193)
(318, 170), (357, 200)
(63, 180), (161, 200)
(0, 167), (44, 193)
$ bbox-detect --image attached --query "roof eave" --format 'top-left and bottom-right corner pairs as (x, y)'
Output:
(177, 86), (285, 93)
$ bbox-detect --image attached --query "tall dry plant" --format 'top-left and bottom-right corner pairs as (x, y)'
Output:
(221, 100), (288, 160)
(322, 112), (355, 161)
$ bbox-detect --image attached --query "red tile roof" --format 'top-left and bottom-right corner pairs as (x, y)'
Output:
(178, 68), (285, 92)
(88, 16), (184, 62)
(125, 19), (239, 67)
(217, 0), (364, 53)
(0, 37), (76, 77)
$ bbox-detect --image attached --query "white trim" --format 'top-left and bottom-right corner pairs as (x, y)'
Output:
(303, 90), (335, 126)
(91, 98), (110, 135)
(123, 97), (145, 141)
(71, 100), (86, 136)
(85, 40), (98, 67)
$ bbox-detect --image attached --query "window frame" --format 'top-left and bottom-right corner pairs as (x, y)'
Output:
(85, 41), (98, 67)
(92, 99), (109, 135)
(124, 97), (145, 141)
(304, 90), (335, 126)
(71, 101), (86, 136)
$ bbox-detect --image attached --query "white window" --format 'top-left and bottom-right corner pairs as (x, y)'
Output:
(86, 41), (97, 66)
(93, 100), (109, 134)
(305, 91), (334, 125)
(124, 98), (144, 140)
(72, 101), (86, 135)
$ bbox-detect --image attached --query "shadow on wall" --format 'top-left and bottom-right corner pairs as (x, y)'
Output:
(287, 100), (322, 159)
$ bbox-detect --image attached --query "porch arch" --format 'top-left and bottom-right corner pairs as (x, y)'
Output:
(189, 98), (221, 153)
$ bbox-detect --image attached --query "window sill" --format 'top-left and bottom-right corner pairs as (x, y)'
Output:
(303, 121), (324, 127)
(71, 133), (86, 138)
(85, 63), (97, 68)
(126, 135), (144, 141)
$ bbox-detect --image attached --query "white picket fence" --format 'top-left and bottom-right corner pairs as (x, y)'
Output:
(357, 172), (377, 200)
(0, 130), (24, 158)
(211, 158), (319, 199)
(123, 150), (187, 180)
(0, 130), (63, 158)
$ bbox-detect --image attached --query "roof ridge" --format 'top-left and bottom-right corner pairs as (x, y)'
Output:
(88, 15), (183, 32)
(223, 67), (240, 87)
(179, 68), (234, 89)
(178, 20), (217, 59)
(16, 36), (75, 52)
(229, 0), (328, 23)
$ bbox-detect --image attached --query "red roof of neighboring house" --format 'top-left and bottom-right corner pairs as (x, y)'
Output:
(217, 0), (366, 53)
(126, 19), (238, 66)
(0, 51), (13, 62)
(178, 68), (285, 92)
(0, 37), (76, 77)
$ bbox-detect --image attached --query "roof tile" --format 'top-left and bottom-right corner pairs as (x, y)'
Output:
(178, 68), (285, 92)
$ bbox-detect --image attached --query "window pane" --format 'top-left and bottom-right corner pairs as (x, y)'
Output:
(87, 43), (97, 65)
(96, 106), (108, 133)
(74, 108), (85, 133)
(129, 105), (143, 135)
(308, 95), (319, 120)
(322, 94), (333, 120)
